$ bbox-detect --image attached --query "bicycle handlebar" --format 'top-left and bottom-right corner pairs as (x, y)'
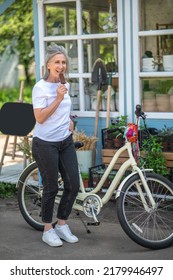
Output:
(107, 104), (146, 135)
(135, 104), (146, 119)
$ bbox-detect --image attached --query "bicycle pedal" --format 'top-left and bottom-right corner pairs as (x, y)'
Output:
(87, 222), (100, 226)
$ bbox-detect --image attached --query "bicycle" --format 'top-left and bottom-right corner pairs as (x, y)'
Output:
(17, 105), (173, 250)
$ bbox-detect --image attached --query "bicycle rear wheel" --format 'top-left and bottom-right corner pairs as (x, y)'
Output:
(117, 172), (173, 249)
(17, 161), (63, 231)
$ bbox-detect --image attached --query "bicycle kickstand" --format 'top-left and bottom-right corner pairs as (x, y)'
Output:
(75, 211), (91, 234)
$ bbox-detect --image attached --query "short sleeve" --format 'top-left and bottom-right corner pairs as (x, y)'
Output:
(32, 85), (47, 109)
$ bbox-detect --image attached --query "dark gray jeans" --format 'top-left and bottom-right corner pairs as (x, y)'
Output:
(32, 134), (80, 223)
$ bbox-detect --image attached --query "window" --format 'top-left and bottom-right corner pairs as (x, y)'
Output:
(139, 0), (173, 113)
(39, 0), (118, 116)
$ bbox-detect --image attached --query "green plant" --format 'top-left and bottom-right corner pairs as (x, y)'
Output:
(81, 172), (89, 180)
(142, 50), (161, 69)
(158, 125), (173, 138)
(0, 182), (17, 198)
(139, 135), (169, 176)
(157, 125), (173, 152)
(109, 115), (128, 138)
(80, 172), (89, 188)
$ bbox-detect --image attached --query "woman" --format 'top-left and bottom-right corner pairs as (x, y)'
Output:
(32, 44), (80, 247)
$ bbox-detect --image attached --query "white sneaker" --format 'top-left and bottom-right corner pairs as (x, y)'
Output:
(42, 228), (63, 247)
(55, 224), (79, 243)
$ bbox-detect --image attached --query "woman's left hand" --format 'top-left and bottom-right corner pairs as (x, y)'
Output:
(69, 119), (74, 132)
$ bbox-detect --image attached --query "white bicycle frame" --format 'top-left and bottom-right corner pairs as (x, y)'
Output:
(55, 140), (156, 215)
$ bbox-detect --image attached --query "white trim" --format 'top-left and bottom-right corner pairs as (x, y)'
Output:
(117, 0), (124, 116)
(76, 0), (82, 35)
(37, 0), (45, 77)
(33, 0), (41, 81)
(76, 0), (84, 110)
(140, 72), (173, 78)
(69, 73), (119, 78)
(44, 0), (76, 3)
(70, 111), (119, 118)
(132, 0), (141, 110)
(139, 29), (173, 37)
(143, 112), (173, 119)
(43, 33), (118, 42)
(124, 0), (133, 119)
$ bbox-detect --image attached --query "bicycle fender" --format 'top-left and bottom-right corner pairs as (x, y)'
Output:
(115, 169), (153, 199)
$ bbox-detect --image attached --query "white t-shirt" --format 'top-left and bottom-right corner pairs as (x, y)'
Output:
(32, 79), (71, 142)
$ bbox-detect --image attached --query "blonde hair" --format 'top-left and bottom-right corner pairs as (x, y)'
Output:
(43, 44), (69, 80)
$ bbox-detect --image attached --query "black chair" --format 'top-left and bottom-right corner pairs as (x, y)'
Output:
(0, 102), (36, 174)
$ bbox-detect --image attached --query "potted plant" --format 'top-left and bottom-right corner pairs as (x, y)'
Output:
(17, 137), (33, 163)
(108, 115), (128, 148)
(81, 172), (89, 189)
(142, 50), (159, 72)
(73, 130), (98, 174)
(157, 125), (173, 152)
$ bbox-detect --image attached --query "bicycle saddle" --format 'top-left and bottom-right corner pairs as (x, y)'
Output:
(74, 141), (84, 149)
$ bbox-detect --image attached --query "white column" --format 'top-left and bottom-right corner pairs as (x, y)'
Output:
(76, 0), (85, 111)
(37, 0), (45, 78)
(132, 0), (141, 119)
(123, 0), (133, 121)
(117, 0), (125, 116)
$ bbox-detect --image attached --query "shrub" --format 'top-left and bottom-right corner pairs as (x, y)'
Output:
(0, 182), (17, 198)
(139, 135), (169, 176)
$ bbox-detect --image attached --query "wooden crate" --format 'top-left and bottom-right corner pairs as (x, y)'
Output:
(102, 149), (173, 171)
(101, 149), (129, 170)
(163, 152), (173, 168)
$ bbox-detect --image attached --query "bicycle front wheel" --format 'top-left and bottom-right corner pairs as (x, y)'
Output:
(17, 161), (63, 231)
(117, 172), (173, 249)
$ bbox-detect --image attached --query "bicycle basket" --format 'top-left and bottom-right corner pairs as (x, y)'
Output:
(126, 123), (138, 143)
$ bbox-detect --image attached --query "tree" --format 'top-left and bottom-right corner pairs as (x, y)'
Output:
(0, 0), (34, 84)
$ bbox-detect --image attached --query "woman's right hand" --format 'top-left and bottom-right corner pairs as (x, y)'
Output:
(56, 84), (67, 102)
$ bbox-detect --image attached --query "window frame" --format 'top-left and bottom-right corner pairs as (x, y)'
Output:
(37, 0), (123, 118)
